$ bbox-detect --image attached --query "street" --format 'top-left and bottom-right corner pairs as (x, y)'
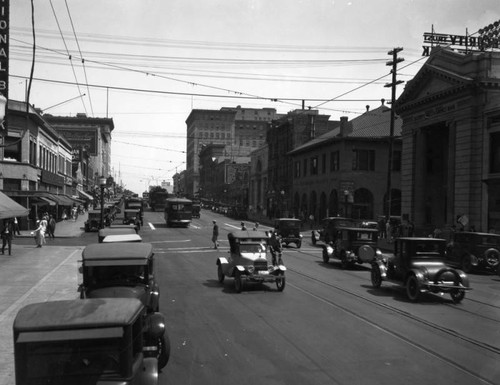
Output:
(2, 208), (500, 385)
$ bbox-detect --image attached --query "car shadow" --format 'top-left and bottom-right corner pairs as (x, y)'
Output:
(203, 279), (280, 294)
(364, 284), (460, 305)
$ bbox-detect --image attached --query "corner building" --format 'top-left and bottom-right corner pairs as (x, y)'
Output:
(396, 48), (500, 234)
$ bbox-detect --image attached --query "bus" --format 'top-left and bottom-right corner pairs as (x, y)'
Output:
(164, 197), (193, 227)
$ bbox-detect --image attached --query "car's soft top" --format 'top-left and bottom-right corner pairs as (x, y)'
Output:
(83, 242), (153, 260)
(228, 230), (269, 241)
(13, 298), (144, 332)
(98, 227), (136, 237)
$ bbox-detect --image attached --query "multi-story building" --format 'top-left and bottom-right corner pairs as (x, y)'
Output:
(184, 106), (280, 197)
(266, 109), (339, 218)
(396, 47), (500, 234)
(289, 102), (402, 223)
(249, 144), (268, 218)
(44, 113), (114, 193)
(0, 100), (76, 229)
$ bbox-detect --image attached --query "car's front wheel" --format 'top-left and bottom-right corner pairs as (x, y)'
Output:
(322, 248), (330, 263)
(217, 264), (224, 284)
(276, 273), (285, 292)
(234, 271), (243, 293)
(450, 289), (465, 304)
(406, 275), (420, 302)
(371, 266), (382, 288)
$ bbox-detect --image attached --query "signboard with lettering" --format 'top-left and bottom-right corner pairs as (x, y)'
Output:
(58, 127), (98, 155)
(0, 0), (9, 134)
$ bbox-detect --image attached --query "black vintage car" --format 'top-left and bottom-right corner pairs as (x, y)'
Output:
(445, 231), (500, 273)
(13, 298), (164, 385)
(84, 209), (108, 232)
(371, 237), (471, 303)
(322, 227), (380, 268)
(274, 218), (303, 248)
(311, 216), (358, 245)
(80, 243), (169, 368)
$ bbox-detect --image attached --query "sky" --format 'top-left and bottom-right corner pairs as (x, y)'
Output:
(9, 0), (500, 194)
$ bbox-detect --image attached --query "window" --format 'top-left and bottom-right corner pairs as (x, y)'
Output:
(352, 149), (375, 171)
(303, 159), (308, 176)
(330, 151), (339, 172)
(311, 156), (318, 175)
(321, 154), (326, 174)
(294, 161), (301, 178)
(392, 150), (402, 172)
(490, 132), (500, 173)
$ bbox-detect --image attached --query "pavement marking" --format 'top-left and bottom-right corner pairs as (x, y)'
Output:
(0, 249), (80, 323)
(148, 222), (155, 230)
(149, 239), (191, 244)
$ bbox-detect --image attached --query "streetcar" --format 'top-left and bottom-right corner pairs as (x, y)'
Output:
(164, 197), (193, 227)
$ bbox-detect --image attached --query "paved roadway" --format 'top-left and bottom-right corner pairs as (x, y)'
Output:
(1, 209), (500, 385)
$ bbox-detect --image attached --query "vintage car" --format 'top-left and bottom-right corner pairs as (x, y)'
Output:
(109, 223), (140, 233)
(274, 218), (303, 248)
(13, 298), (165, 385)
(322, 227), (381, 268)
(123, 208), (142, 229)
(79, 243), (169, 368)
(371, 237), (471, 303)
(216, 230), (286, 293)
(84, 209), (108, 232)
(98, 226), (137, 243)
(445, 231), (500, 273)
(192, 202), (201, 218)
(311, 216), (359, 245)
(125, 198), (144, 225)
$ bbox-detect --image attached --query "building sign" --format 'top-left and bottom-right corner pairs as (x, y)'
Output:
(41, 170), (64, 187)
(0, 0), (9, 133)
(58, 127), (98, 155)
(422, 21), (500, 56)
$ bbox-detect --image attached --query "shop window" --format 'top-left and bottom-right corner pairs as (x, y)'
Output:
(3, 136), (21, 162)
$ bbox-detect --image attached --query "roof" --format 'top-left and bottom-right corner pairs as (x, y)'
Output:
(290, 103), (401, 155)
(102, 234), (143, 243)
(98, 227), (137, 237)
(13, 298), (143, 332)
(228, 230), (269, 240)
(82, 242), (153, 260)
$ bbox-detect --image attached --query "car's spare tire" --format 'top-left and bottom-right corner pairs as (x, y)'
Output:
(485, 248), (500, 268)
(358, 245), (375, 263)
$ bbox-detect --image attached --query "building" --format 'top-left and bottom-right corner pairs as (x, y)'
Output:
(396, 47), (500, 234)
(44, 113), (114, 194)
(267, 109), (339, 219)
(248, 144), (268, 218)
(185, 106), (280, 197)
(0, 100), (77, 229)
(289, 101), (402, 223)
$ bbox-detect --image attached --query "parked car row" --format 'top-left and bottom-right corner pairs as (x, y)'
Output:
(13, 223), (170, 385)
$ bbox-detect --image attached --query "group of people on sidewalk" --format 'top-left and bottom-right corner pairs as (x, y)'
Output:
(32, 213), (57, 248)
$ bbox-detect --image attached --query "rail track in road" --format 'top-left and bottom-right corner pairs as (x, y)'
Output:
(280, 248), (500, 385)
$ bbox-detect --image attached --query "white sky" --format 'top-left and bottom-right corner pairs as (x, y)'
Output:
(9, 0), (500, 194)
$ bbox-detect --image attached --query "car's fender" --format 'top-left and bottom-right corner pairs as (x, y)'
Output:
(455, 269), (470, 288)
(372, 259), (388, 279)
(407, 269), (426, 285)
(217, 257), (229, 266)
(140, 356), (159, 385)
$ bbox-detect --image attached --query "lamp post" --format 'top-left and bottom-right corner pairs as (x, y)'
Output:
(99, 176), (107, 229)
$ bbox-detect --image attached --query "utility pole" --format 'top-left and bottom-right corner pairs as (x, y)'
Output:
(384, 47), (404, 221)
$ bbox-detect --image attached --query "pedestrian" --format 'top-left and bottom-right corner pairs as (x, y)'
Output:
(269, 231), (283, 265)
(13, 217), (21, 236)
(32, 219), (44, 248)
(241, 222), (247, 230)
(253, 222), (259, 231)
(37, 216), (48, 247)
(1, 219), (14, 255)
(309, 214), (314, 230)
(212, 220), (219, 249)
(62, 209), (68, 221)
(47, 215), (56, 238)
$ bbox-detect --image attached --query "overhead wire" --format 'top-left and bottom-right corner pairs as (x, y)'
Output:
(64, 0), (94, 117)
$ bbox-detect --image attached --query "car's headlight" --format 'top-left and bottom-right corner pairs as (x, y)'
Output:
(326, 246), (334, 254)
(299, 234), (303, 238)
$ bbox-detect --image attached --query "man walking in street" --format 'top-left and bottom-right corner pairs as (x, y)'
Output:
(1, 218), (14, 255)
(47, 215), (56, 238)
(212, 220), (219, 249)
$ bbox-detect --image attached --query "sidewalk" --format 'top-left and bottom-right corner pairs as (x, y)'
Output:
(0, 213), (87, 385)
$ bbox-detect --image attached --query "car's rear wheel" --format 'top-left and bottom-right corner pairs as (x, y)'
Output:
(217, 264), (224, 283)
(461, 254), (473, 273)
(276, 273), (285, 292)
(371, 266), (382, 288)
(322, 248), (330, 263)
(234, 271), (243, 293)
(406, 275), (420, 302)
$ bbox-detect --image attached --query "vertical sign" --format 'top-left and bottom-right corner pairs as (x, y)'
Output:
(0, 0), (9, 133)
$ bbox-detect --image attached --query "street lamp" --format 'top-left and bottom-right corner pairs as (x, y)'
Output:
(99, 176), (107, 229)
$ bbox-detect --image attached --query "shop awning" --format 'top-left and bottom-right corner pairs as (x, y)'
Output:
(0, 191), (29, 219)
(78, 190), (94, 201)
(39, 196), (56, 206)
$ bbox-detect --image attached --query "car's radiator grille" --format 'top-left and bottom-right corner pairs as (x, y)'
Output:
(253, 260), (268, 271)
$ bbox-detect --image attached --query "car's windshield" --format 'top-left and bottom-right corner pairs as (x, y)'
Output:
(353, 231), (377, 241)
(87, 265), (147, 285)
(20, 337), (122, 381)
(279, 221), (301, 230)
(240, 243), (266, 254)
